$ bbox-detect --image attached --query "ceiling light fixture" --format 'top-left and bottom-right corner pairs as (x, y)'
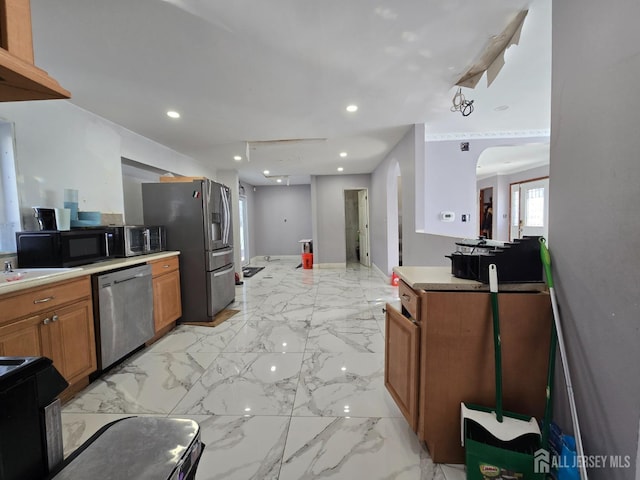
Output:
(263, 170), (270, 175)
(339, 152), (347, 158)
(233, 155), (242, 161)
(337, 167), (344, 172)
(346, 104), (358, 113)
(166, 110), (180, 118)
(276, 178), (282, 183)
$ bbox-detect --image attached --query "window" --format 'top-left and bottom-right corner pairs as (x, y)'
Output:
(525, 187), (545, 227)
(0, 121), (20, 254)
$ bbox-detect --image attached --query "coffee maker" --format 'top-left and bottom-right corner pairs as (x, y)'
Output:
(33, 207), (57, 230)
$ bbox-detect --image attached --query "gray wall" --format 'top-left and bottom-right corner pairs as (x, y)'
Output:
(121, 162), (165, 224)
(371, 125), (457, 274)
(552, 2), (640, 477)
(311, 174), (371, 265)
(252, 184), (312, 256)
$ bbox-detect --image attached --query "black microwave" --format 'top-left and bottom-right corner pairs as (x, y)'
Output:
(15, 228), (112, 268)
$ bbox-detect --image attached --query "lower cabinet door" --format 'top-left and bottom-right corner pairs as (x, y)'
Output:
(153, 270), (182, 331)
(41, 300), (97, 383)
(384, 303), (420, 431)
(0, 315), (42, 357)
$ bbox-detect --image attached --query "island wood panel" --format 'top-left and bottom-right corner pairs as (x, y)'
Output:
(419, 290), (551, 463)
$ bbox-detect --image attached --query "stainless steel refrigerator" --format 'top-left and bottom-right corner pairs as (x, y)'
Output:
(142, 179), (235, 322)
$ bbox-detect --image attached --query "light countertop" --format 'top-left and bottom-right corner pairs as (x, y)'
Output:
(393, 266), (546, 292)
(0, 251), (180, 295)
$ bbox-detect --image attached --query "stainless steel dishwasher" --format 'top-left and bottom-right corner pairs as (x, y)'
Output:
(93, 264), (154, 370)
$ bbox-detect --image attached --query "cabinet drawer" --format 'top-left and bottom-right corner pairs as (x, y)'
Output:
(399, 280), (420, 320)
(0, 276), (92, 325)
(149, 255), (179, 277)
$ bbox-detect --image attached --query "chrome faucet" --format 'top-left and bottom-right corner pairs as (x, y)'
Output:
(3, 260), (13, 273)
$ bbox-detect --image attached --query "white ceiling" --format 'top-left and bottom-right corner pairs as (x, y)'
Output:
(29, 0), (551, 185)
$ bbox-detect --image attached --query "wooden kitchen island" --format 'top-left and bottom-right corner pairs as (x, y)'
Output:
(385, 266), (551, 464)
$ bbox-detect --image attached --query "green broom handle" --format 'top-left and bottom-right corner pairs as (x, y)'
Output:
(540, 238), (588, 480)
(540, 237), (556, 450)
(489, 264), (503, 422)
(540, 237), (554, 289)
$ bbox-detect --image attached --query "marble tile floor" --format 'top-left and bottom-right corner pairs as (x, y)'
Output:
(61, 257), (464, 480)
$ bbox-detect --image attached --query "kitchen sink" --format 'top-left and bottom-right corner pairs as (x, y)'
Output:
(1, 268), (82, 285)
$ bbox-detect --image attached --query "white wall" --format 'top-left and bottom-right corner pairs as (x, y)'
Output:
(0, 101), (216, 232)
(551, 2), (640, 476)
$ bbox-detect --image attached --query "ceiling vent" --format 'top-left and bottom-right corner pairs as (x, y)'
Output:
(245, 138), (327, 162)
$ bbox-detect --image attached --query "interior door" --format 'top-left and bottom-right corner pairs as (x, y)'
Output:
(239, 195), (249, 266)
(510, 178), (549, 240)
(357, 189), (370, 267)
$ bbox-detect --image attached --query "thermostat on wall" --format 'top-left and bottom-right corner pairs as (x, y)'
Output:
(440, 211), (455, 222)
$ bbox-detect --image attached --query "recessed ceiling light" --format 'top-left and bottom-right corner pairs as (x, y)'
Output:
(233, 155), (242, 161)
(263, 170), (270, 175)
(337, 167), (344, 172)
(166, 110), (180, 118)
(276, 178), (282, 183)
(339, 152), (347, 158)
(346, 104), (358, 113)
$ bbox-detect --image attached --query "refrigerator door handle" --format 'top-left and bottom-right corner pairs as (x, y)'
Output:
(222, 188), (230, 246)
(213, 265), (234, 277)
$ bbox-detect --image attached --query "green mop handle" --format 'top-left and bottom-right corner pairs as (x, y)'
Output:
(489, 264), (503, 422)
(540, 237), (558, 450)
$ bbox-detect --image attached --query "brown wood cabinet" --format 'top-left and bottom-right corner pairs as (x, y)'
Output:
(149, 255), (182, 333)
(0, 276), (97, 393)
(385, 303), (419, 430)
(0, 0), (70, 101)
(0, 313), (41, 356)
(385, 279), (552, 464)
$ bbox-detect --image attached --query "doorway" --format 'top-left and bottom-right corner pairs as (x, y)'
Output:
(479, 187), (493, 239)
(344, 189), (371, 267)
(510, 177), (549, 240)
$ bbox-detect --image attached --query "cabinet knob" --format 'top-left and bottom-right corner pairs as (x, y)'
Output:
(43, 318), (50, 325)
(381, 307), (387, 314)
(52, 315), (59, 322)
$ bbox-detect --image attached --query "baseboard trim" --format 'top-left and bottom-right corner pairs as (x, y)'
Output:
(371, 262), (389, 281)
(315, 262), (346, 269)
